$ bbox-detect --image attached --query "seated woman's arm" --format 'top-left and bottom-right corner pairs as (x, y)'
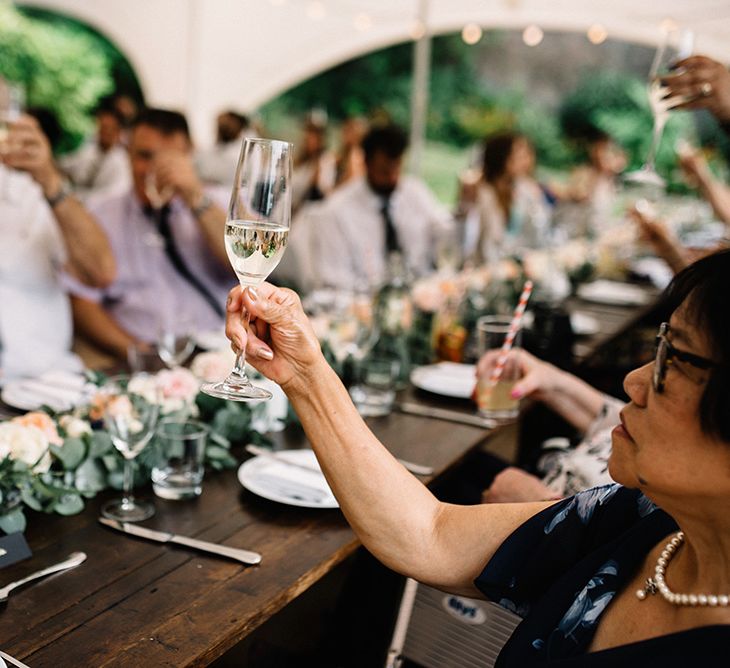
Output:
(226, 284), (555, 597)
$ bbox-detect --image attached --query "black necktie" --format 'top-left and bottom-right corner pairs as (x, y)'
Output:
(380, 195), (400, 254)
(145, 205), (225, 319)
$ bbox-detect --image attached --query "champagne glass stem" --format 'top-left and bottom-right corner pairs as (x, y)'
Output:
(232, 308), (252, 382)
(122, 457), (135, 508)
(644, 117), (666, 170)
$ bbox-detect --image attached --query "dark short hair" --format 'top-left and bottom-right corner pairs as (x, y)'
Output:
(26, 107), (62, 152)
(660, 248), (730, 441)
(133, 107), (190, 141)
(362, 124), (408, 162)
(482, 132), (523, 183)
(221, 110), (249, 129)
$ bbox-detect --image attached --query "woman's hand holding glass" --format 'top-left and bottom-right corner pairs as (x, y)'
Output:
(224, 283), (326, 396)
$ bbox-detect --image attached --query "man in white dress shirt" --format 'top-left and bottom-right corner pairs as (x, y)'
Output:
(59, 103), (131, 203)
(0, 116), (116, 380)
(313, 124), (452, 289)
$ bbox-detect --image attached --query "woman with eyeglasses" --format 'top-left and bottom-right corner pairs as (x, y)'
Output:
(225, 249), (730, 665)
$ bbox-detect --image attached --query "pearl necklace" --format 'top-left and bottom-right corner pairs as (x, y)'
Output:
(636, 531), (730, 606)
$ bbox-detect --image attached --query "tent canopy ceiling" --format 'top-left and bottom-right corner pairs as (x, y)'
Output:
(23, 0), (730, 145)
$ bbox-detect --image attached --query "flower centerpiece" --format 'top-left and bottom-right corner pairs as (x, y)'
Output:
(0, 352), (287, 534)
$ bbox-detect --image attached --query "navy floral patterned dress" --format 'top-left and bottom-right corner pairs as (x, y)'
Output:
(475, 484), (730, 665)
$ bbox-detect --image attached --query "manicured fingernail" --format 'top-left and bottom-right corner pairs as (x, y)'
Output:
(248, 286), (258, 301)
(257, 347), (274, 360)
(226, 294), (234, 309)
(510, 388), (523, 399)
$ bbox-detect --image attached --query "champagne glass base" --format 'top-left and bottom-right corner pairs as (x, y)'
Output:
(200, 379), (273, 402)
(102, 497), (155, 523)
(623, 167), (666, 189)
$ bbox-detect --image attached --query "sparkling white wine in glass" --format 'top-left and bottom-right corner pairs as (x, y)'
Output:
(225, 220), (289, 286)
(201, 137), (293, 402)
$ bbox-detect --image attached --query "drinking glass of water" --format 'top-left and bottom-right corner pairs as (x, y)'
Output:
(201, 138), (293, 401)
(151, 418), (210, 500)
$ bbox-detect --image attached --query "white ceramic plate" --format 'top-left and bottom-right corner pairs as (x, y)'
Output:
(410, 362), (476, 399)
(1, 371), (91, 412)
(237, 449), (338, 509)
(576, 280), (650, 306)
(570, 312), (600, 336)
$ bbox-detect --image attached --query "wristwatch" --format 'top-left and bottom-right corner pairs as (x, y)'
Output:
(191, 192), (214, 218)
(45, 181), (73, 208)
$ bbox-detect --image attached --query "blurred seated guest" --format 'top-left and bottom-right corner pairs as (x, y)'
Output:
(334, 116), (367, 187)
(68, 108), (232, 359)
(467, 132), (551, 263)
(314, 124), (453, 290)
(0, 115), (115, 379)
(224, 250), (730, 664)
(112, 93), (140, 134)
(59, 101), (131, 203)
(196, 110), (252, 188)
(630, 202), (727, 276)
(677, 145), (730, 227)
(476, 348), (622, 503)
(291, 114), (336, 214)
(555, 128), (627, 237)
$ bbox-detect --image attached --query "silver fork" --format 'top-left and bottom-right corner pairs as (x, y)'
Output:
(0, 551), (86, 603)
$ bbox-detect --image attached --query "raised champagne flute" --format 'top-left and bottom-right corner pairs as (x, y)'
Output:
(624, 27), (694, 190)
(201, 137), (292, 401)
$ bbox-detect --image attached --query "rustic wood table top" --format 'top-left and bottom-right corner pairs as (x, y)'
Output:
(0, 409), (492, 667)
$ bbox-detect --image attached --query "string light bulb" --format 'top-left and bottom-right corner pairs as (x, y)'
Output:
(306, 1), (326, 20)
(587, 24), (607, 45)
(462, 23), (483, 45)
(410, 19), (426, 40)
(354, 13), (373, 31)
(522, 24), (543, 47)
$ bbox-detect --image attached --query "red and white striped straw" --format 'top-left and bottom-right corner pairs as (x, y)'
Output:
(488, 280), (534, 387)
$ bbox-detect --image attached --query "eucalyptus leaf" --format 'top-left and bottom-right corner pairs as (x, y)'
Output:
(0, 508), (26, 534)
(21, 485), (42, 511)
(52, 438), (86, 470)
(52, 493), (84, 516)
(74, 459), (107, 493)
(89, 431), (113, 458)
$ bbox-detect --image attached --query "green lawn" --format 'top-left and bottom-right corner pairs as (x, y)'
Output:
(418, 141), (471, 208)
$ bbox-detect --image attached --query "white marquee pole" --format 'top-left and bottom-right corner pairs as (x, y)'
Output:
(409, 0), (431, 175)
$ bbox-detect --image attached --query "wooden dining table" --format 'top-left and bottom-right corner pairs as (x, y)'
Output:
(0, 405), (498, 667)
(0, 280), (660, 667)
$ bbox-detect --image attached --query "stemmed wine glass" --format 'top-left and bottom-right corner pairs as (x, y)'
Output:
(157, 313), (195, 369)
(201, 137), (293, 401)
(100, 375), (160, 522)
(624, 27), (694, 190)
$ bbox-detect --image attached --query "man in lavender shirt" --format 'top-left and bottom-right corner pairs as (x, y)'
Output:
(69, 109), (234, 359)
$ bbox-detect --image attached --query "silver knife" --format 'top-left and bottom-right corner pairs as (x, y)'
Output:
(0, 650), (32, 668)
(396, 402), (498, 429)
(245, 444), (434, 477)
(98, 518), (262, 565)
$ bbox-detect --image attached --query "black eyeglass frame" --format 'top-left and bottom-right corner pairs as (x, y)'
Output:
(653, 322), (717, 393)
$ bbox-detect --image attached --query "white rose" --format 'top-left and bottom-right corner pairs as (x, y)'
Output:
(58, 415), (92, 439)
(0, 423), (51, 472)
